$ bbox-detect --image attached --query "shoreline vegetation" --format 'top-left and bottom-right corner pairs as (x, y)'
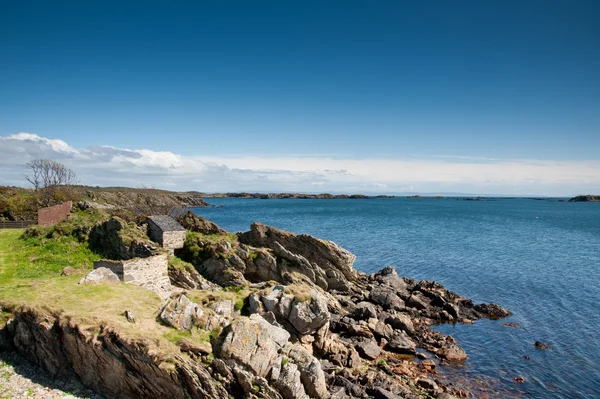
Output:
(0, 186), (518, 399)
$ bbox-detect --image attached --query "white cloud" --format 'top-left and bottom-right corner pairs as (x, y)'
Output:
(1, 133), (599, 196)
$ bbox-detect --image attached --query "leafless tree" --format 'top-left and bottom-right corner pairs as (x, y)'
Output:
(23, 159), (79, 207)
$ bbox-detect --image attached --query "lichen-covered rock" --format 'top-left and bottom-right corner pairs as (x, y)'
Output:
(216, 314), (290, 378)
(281, 343), (329, 399)
(78, 267), (120, 284)
(275, 362), (308, 399)
(159, 294), (202, 331)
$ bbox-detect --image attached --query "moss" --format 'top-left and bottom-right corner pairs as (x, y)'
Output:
(209, 326), (222, 342)
(247, 250), (258, 261)
(167, 255), (196, 273)
(234, 298), (245, 311)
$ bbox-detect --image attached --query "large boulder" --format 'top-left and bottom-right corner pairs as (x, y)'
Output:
(216, 314), (290, 378)
(371, 267), (409, 296)
(216, 314), (328, 399)
(249, 284), (330, 336)
(282, 343), (329, 399)
(385, 331), (416, 355)
(238, 223), (357, 291)
(369, 287), (405, 311)
(385, 313), (415, 336)
(79, 267), (120, 284)
(159, 294), (203, 331)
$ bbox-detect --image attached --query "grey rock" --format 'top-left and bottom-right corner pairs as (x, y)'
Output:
(386, 331), (416, 355)
(355, 339), (381, 360)
(406, 293), (429, 310)
(282, 344), (329, 399)
(79, 267), (120, 285)
(437, 393), (458, 399)
(372, 266), (409, 293)
(254, 284), (330, 336)
(275, 362), (309, 399)
(353, 302), (377, 320)
(238, 222), (357, 291)
(372, 387), (401, 399)
(159, 294), (202, 331)
(369, 287), (405, 311)
(217, 314), (290, 378)
(210, 300), (233, 318)
(416, 377), (438, 391)
(386, 313), (415, 336)
(367, 319), (394, 341)
(124, 310), (135, 323)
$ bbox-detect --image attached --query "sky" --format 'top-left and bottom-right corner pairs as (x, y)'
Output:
(1, 1), (599, 195)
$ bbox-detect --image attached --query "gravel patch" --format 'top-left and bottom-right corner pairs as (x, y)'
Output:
(0, 350), (103, 399)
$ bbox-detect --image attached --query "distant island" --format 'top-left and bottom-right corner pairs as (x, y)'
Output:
(568, 195), (600, 202)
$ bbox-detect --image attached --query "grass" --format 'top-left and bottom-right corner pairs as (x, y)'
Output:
(284, 283), (313, 303)
(5, 230), (101, 280)
(186, 286), (252, 308)
(167, 255), (196, 273)
(0, 229), (205, 361)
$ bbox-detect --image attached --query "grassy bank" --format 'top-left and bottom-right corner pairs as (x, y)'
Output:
(0, 228), (210, 359)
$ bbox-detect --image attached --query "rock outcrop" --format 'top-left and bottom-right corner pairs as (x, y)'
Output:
(238, 223), (357, 291)
(176, 211), (229, 235)
(88, 217), (160, 260)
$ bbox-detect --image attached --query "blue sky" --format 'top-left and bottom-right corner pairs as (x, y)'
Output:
(0, 1), (599, 195)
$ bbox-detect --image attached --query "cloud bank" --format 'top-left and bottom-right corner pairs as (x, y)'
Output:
(1, 133), (598, 196)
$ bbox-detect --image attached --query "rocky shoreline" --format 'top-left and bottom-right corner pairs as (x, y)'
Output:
(0, 211), (510, 399)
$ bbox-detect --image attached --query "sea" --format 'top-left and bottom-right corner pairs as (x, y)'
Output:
(192, 197), (600, 399)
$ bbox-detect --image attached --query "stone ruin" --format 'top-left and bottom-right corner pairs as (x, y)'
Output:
(93, 255), (172, 300)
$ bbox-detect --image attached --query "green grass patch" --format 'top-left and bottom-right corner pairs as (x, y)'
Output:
(1, 229), (101, 281)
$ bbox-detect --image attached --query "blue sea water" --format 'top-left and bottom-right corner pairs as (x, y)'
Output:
(192, 198), (600, 399)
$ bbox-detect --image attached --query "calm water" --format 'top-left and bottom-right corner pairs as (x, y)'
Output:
(193, 198), (600, 399)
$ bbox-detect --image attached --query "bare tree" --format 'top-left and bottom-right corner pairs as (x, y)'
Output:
(24, 159), (79, 207)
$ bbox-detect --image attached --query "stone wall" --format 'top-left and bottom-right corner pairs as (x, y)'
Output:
(147, 220), (164, 245)
(162, 230), (186, 250)
(94, 254), (171, 300)
(37, 201), (72, 226)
